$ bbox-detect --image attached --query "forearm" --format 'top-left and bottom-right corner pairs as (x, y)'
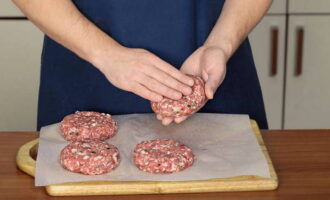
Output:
(12, 0), (121, 66)
(205, 0), (272, 59)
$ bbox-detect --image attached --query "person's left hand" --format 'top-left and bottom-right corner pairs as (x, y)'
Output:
(157, 45), (228, 125)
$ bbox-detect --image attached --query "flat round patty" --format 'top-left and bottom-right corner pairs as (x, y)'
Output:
(133, 139), (194, 174)
(60, 141), (120, 175)
(151, 75), (206, 118)
(60, 111), (117, 142)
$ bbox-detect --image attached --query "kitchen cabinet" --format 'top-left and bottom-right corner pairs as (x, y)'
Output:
(249, 16), (286, 129)
(289, 0), (330, 13)
(268, 0), (287, 14)
(284, 16), (330, 129)
(0, 1), (24, 17)
(0, 21), (43, 131)
(250, 0), (330, 129)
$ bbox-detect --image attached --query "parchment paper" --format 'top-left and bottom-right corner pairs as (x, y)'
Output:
(35, 113), (270, 186)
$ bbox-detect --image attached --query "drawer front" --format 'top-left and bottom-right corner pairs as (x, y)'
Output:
(289, 0), (330, 13)
(268, 0), (287, 14)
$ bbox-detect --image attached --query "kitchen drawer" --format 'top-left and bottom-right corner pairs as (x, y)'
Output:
(0, 20), (43, 131)
(268, 0), (287, 14)
(0, 1), (24, 17)
(289, 0), (330, 13)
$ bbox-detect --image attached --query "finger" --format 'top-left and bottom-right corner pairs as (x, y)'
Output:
(139, 74), (182, 100)
(131, 82), (163, 102)
(152, 56), (194, 86)
(162, 117), (173, 126)
(144, 66), (192, 96)
(174, 116), (188, 124)
(205, 72), (222, 99)
(205, 82), (217, 99)
(202, 69), (209, 82)
(156, 114), (163, 120)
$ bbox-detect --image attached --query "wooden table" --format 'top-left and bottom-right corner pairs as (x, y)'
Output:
(1, 130), (330, 200)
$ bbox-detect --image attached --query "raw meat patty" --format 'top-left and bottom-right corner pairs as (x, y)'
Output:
(60, 141), (120, 175)
(133, 139), (194, 174)
(151, 75), (207, 118)
(60, 111), (117, 142)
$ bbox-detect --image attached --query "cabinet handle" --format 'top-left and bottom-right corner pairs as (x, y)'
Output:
(270, 27), (279, 76)
(295, 27), (304, 76)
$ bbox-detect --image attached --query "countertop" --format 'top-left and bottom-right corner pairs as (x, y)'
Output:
(1, 129), (330, 200)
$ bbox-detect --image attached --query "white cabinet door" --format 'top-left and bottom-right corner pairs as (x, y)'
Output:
(285, 16), (330, 129)
(0, 20), (43, 131)
(249, 16), (286, 129)
(0, 1), (24, 17)
(268, 0), (287, 14)
(289, 0), (330, 13)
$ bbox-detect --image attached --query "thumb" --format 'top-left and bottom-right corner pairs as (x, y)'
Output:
(204, 71), (221, 99)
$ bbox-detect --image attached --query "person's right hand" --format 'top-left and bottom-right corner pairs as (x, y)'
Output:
(93, 46), (194, 102)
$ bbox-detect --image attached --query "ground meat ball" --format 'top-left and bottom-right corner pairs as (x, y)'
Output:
(151, 75), (206, 118)
(133, 139), (194, 174)
(60, 111), (117, 142)
(60, 141), (120, 175)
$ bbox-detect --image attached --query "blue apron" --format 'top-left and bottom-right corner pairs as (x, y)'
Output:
(37, 0), (268, 130)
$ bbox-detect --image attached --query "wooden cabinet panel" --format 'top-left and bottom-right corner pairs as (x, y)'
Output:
(249, 16), (286, 129)
(0, 1), (24, 17)
(289, 0), (330, 13)
(0, 21), (43, 131)
(284, 16), (330, 129)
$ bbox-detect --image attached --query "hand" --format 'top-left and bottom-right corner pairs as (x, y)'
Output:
(158, 45), (228, 125)
(94, 46), (194, 102)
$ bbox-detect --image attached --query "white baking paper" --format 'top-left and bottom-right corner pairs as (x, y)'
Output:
(35, 113), (271, 186)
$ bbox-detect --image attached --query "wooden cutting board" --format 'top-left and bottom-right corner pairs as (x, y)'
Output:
(16, 120), (278, 196)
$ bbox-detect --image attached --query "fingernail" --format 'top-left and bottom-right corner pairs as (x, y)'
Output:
(188, 79), (194, 86)
(183, 87), (192, 95)
(162, 121), (170, 126)
(156, 95), (163, 102)
(174, 92), (182, 100)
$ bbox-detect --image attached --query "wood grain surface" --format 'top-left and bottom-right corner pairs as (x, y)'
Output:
(1, 129), (330, 199)
(16, 121), (277, 196)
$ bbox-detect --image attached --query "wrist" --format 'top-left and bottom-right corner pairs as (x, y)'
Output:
(88, 38), (125, 71)
(203, 37), (233, 61)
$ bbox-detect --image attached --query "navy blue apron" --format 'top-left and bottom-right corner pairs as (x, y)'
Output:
(37, 0), (268, 130)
